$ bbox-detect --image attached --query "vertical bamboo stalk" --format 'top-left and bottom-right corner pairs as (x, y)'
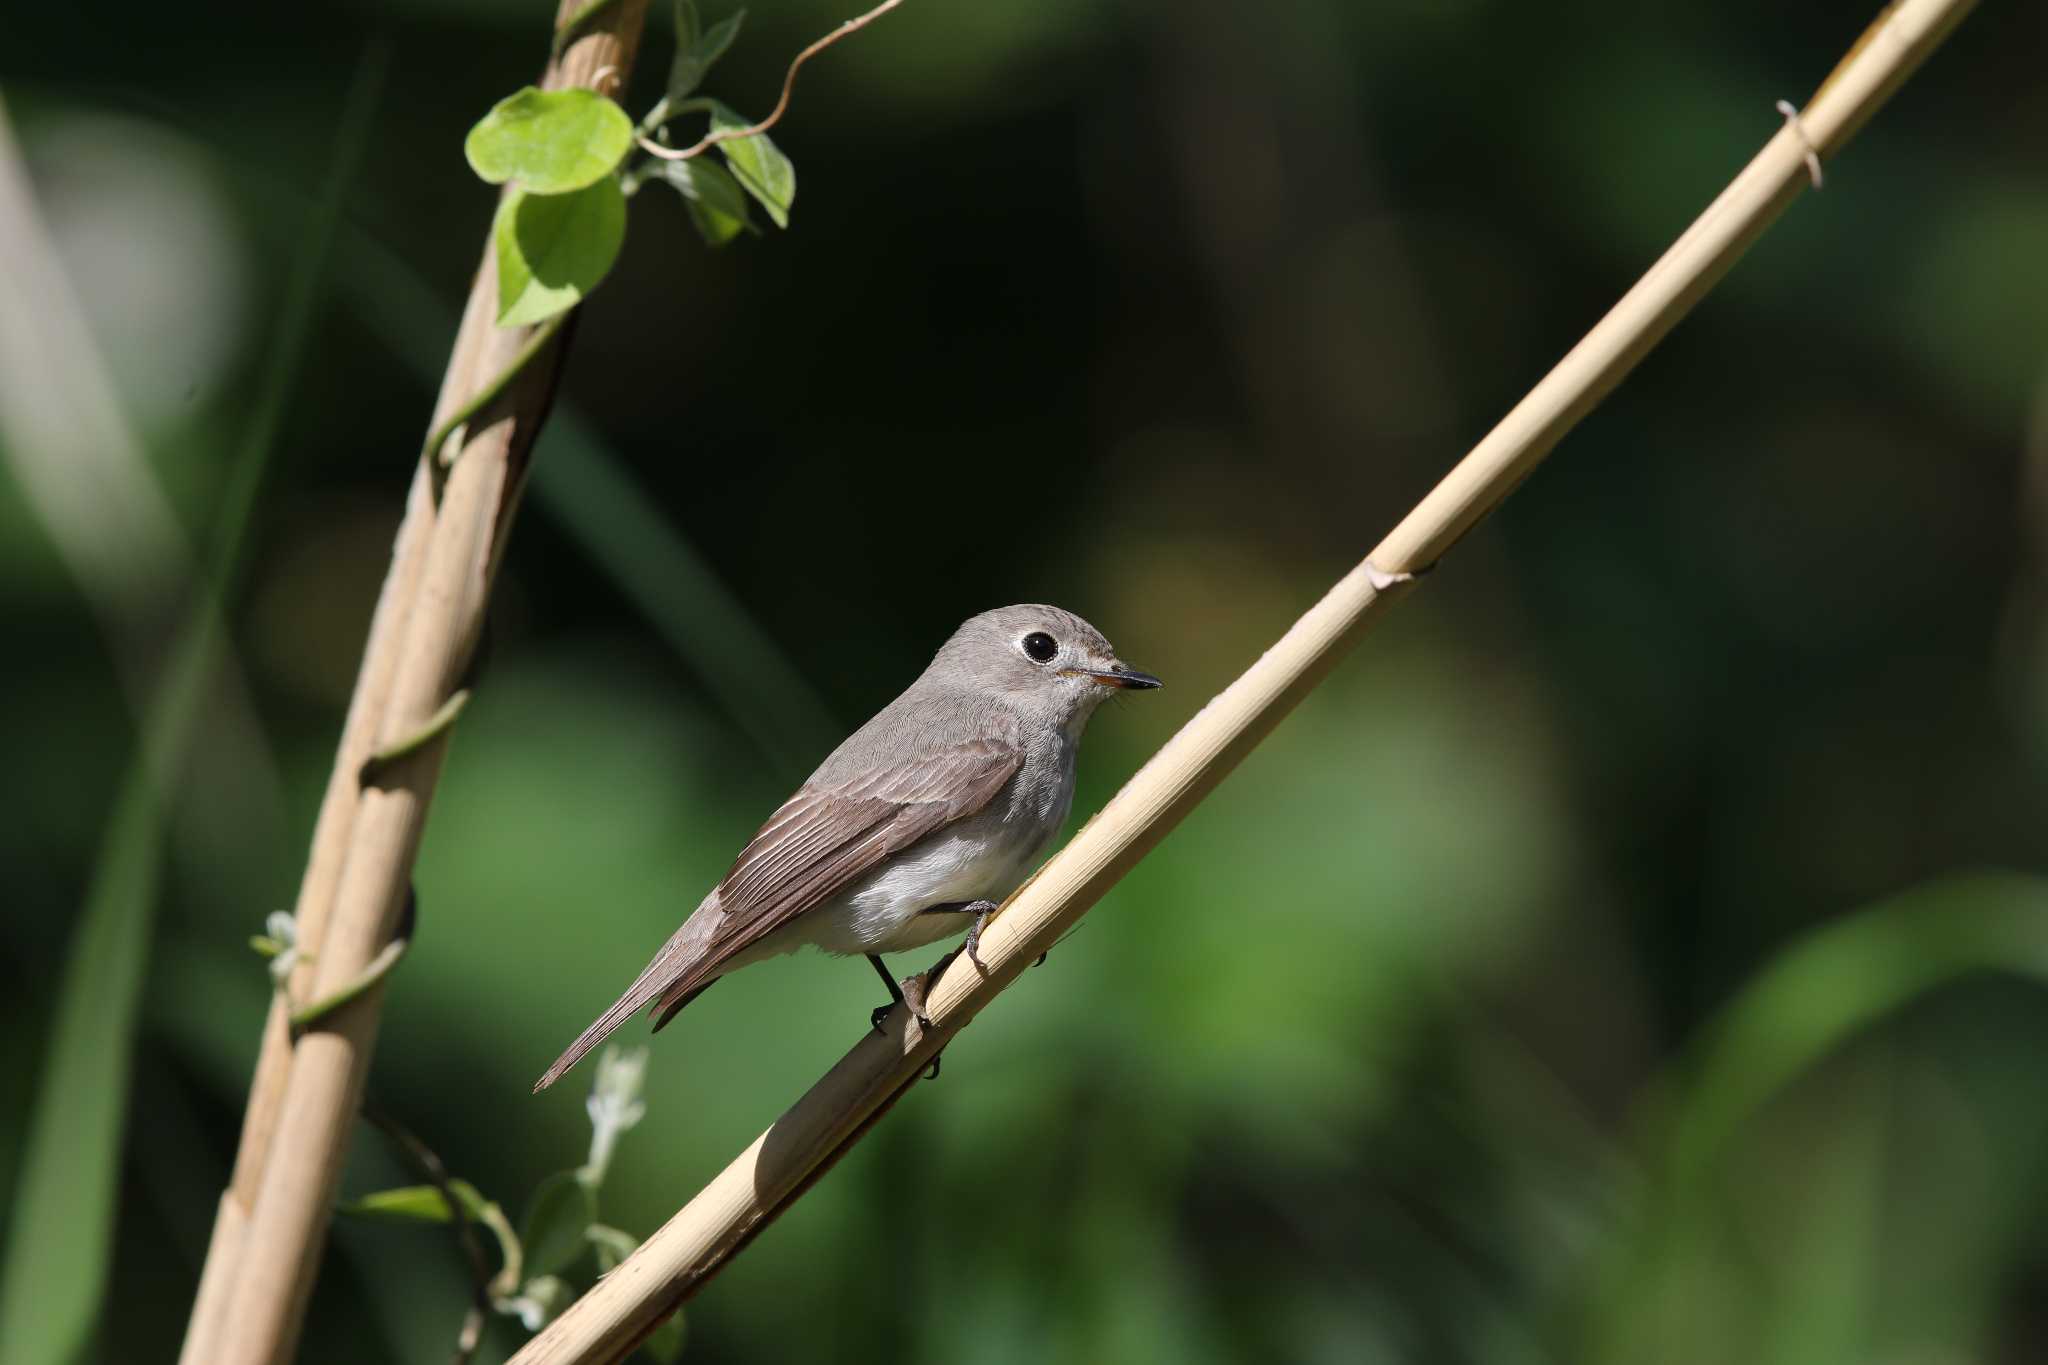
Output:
(179, 8), (650, 1363)
(507, 1), (1975, 1360)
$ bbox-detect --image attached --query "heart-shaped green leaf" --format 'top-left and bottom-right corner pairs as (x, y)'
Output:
(654, 158), (754, 246)
(494, 180), (627, 328)
(466, 87), (635, 194)
(708, 100), (795, 228)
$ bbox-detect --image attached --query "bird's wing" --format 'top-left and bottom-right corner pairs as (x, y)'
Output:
(660, 735), (1025, 1010)
(533, 732), (1023, 1092)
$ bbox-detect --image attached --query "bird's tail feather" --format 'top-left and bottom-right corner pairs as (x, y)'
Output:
(533, 908), (717, 1092)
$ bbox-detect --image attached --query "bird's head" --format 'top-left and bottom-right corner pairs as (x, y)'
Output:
(932, 603), (1161, 728)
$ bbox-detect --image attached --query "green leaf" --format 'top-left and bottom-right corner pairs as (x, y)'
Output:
(340, 1184), (453, 1223)
(654, 158), (754, 246)
(338, 1179), (493, 1224)
(668, 8), (744, 103)
(1654, 872), (2048, 1189)
(519, 1170), (598, 1280)
(466, 87), (634, 194)
(0, 772), (161, 1365)
(708, 99), (794, 227)
(494, 180), (627, 328)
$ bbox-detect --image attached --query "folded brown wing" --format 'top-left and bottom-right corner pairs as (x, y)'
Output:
(650, 737), (1023, 1017)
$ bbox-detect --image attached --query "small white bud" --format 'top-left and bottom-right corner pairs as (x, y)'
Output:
(582, 1045), (649, 1183)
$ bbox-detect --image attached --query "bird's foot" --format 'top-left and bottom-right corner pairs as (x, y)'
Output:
(899, 969), (934, 1028)
(959, 900), (999, 972)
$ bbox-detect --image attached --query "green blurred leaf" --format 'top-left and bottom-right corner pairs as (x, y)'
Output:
(338, 1179), (493, 1224)
(708, 99), (794, 227)
(1660, 872), (2048, 1187)
(668, 7), (744, 102)
(519, 1170), (598, 1280)
(494, 180), (627, 328)
(1587, 873), (2048, 1363)
(654, 157), (753, 246)
(465, 87), (634, 193)
(0, 774), (161, 1365)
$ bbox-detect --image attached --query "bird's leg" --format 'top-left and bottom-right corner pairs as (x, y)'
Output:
(959, 900), (999, 971)
(867, 954), (902, 1032)
(867, 954), (945, 1078)
(922, 899), (1001, 971)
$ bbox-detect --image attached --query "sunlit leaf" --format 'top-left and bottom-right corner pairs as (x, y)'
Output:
(338, 1179), (493, 1224)
(494, 181), (627, 327)
(466, 87), (634, 193)
(708, 99), (794, 227)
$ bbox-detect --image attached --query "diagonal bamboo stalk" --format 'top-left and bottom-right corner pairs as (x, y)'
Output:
(507, 1), (1975, 1360)
(178, 6), (651, 1363)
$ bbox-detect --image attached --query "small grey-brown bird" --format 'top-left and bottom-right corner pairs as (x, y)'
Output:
(535, 604), (1160, 1091)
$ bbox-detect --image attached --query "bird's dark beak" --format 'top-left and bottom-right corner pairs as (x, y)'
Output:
(1086, 665), (1162, 690)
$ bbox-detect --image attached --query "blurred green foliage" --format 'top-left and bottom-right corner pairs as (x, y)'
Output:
(3, 1), (2047, 1362)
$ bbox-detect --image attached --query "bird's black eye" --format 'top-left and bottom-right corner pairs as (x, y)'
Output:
(1021, 631), (1058, 663)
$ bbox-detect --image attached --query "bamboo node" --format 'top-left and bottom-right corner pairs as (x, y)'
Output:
(1364, 558), (1433, 592)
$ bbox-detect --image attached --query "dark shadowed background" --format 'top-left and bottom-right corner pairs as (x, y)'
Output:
(4, 0), (2048, 1361)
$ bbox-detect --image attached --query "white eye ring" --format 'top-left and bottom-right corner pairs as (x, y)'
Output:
(1019, 631), (1058, 663)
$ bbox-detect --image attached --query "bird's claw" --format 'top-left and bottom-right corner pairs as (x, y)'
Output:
(899, 970), (934, 1028)
(961, 900), (998, 973)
